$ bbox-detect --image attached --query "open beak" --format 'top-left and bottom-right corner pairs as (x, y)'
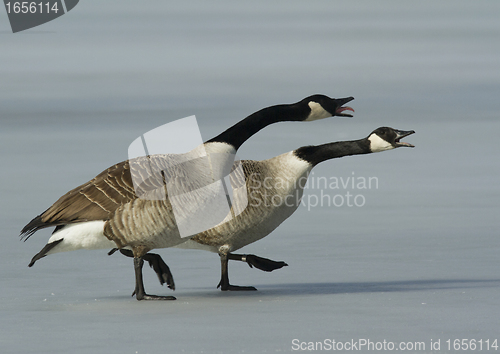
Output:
(394, 129), (415, 147)
(335, 96), (355, 117)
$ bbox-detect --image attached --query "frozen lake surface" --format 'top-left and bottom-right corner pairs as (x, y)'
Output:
(1, 1), (499, 353)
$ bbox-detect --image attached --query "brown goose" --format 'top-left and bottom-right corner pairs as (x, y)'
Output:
(21, 95), (355, 300)
(165, 127), (414, 290)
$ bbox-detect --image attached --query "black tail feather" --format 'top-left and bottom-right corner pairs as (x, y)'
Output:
(20, 212), (64, 241)
(20, 215), (45, 241)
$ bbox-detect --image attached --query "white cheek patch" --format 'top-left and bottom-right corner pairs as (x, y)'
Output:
(305, 101), (332, 121)
(368, 134), (394, 152)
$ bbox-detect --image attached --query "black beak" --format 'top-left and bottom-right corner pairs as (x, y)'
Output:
(335, 96), (355, 117)
(394, 129), (415, 147)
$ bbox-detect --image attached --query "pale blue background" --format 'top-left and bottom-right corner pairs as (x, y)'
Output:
(1, 1), (499, 353)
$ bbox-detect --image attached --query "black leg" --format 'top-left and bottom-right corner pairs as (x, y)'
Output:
(109, 248), (175, 291)
(228, 253), (288, 272)
(217, 253), (257, 291)
(133, 257), (176, 301)
(143, 253), (175, 290)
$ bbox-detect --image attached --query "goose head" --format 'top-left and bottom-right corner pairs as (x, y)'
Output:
(368, 127), (415, 152)
(303, 95), (355, 121)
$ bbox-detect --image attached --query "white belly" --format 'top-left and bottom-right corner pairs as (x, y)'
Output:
(46, 221), (117, 255)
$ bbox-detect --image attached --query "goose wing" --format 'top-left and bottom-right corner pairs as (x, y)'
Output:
(20, 151), (230, 240)
(20, 159), (138, 240)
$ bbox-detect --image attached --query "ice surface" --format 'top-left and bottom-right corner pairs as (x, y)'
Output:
(1, 1), (499, 353)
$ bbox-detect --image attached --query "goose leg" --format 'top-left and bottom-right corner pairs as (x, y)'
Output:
(228, 253), (288, 272)
(133, 257), (176, 301)
(217, 253), (257, 291)
(109, 248), (175, 290)
(142, 252), (175, 290)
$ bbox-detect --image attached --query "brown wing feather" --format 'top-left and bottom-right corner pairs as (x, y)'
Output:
(42, 160), (136, 223)
(20, 153), (206, 240)
(20, 160), (138, 240)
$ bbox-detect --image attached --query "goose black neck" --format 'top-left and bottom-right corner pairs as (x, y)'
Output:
(206, 103), (310, 150)
(294, 138), (371, 166)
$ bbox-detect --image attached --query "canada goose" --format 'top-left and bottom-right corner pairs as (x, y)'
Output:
(169, 126), (415, 290)
(21, 94), (355, 300)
